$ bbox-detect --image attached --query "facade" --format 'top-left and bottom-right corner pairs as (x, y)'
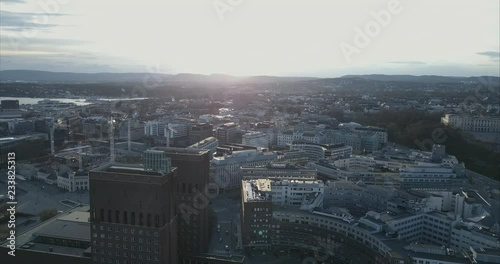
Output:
(242, 131), (269, 148)
(0, 133), (48, 167)
(277, 130), (320, 146)
(189, 123), (213, 145)
(187, 136), (218, 157)
(216, 122), (238, 145)
(327, 143), (354, 159)
(144, 121), (166, 136)
(441, 114), (500, 133)
(354, 126), (388, 145)
(323, 181), (394, 216)
(328, 131), (362, 151)
(307, 160), (400, 187)
(57, 170), (89, 192)
(241, 180), (273, 248)
(167, 123), (189, 139)
(271, 179), (324, 206)
(399, 166), (459, 189)
(271, 208), (390, 262)
(290, 142), (328, 161)
(13, 120), (35, 135)
(211, 150), (278, 189)
(89, 151), (178, 264)
(451, 223), (500, 251)
(152, 147), (211, 256)
(290, 142), (353, 161)
(279, 150), (309, 164)
(240, 163), (317, 181)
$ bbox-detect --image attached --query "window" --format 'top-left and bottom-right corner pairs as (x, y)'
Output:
(155, 214), (160, 228)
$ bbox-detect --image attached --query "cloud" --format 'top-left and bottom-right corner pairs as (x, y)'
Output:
(388, 61), (427, 65)
(0, 0), (27, 3)
(0, 10), (69, 31)
(477, 51), (500, 61)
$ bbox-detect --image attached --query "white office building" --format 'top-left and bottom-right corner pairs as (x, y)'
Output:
(211, 150), (278, 189)
(271, 179), (324, 206)
(242, 131), (269, 148)
(187, 136), (219, 157)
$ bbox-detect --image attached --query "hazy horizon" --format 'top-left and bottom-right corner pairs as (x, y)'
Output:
(1, 0), (499, 77)
(1, 69), (499, 79)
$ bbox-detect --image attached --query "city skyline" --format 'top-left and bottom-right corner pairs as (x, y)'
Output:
(1, 0), (499, 77)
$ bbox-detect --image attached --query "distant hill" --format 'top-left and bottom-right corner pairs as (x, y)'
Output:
(1, 70), (497, 85)
(340, 74), (500, 84)
(0, 70), (317, 84)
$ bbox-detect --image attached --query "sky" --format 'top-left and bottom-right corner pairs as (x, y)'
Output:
(0, 0), (499, 77)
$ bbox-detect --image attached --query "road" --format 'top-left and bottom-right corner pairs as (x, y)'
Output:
(209, 191), (242, 256)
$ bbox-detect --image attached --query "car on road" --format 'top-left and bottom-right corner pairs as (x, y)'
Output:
(225, 245), (229, 251)
(219, 237), (223, 243)
(217, 224), (221, 233)
(225, 230), (229, 235)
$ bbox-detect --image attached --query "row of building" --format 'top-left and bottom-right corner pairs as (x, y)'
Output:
(240, 164), (500, 264)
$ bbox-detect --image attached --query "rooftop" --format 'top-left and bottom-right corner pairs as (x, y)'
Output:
(188, 136), (217, 148)
(1, 206), (90, 252)
(91, 162), (177, 178)
(34, 220), (90, 242)
(152, 146), (209, 155)
(243, 179), (272, 202)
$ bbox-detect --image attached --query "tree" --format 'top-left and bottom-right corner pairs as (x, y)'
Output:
(39, 208), (58, 221)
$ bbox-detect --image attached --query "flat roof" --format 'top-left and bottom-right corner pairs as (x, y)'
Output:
(152, 146), (209, 155)
(58, 211), (90, 223)
(27, 242), (88, 257)
(0, 206), (89, 248)
(34, 220), (90, 242)
(92, 163), (164, 176)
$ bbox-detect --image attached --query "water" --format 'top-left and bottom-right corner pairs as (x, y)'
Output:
(0, 97), (149, 106)
(0, 97), (91, 106)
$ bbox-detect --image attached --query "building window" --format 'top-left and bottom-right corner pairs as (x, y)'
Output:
(155, 215), (160, 228)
